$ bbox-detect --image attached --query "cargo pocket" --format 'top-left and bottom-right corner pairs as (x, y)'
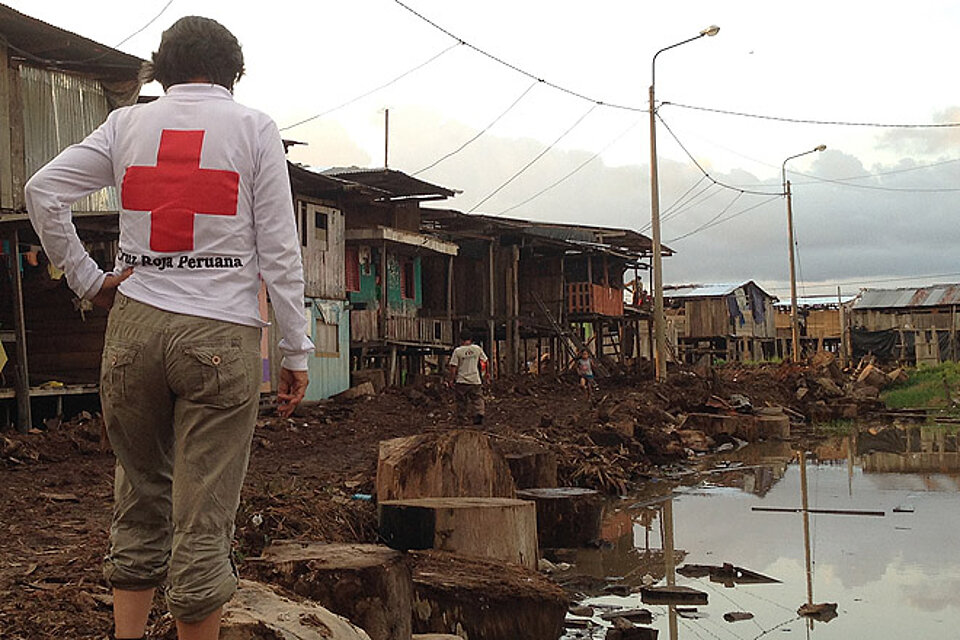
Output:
(101, 343), (141, 403)
(183, 342), (250, 408)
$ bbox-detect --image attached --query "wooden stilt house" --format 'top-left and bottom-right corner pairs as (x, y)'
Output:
(0, 5), (141, 431)
(419, 210), (660, 377)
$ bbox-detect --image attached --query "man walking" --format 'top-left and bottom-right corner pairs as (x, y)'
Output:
(24, 17), (312, 640)
(447, 330), (489, 425)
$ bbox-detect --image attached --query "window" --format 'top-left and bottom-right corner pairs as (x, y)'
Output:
(314, 210), (328, 249)
(299, 202), (308, 248)
(400, 258), (416, 300)
(315, 319), (339, 357)
(345, 246), (360, 292)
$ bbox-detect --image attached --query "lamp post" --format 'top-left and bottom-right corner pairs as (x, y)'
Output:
(782, 144), (826, 362)
(649, 25), (719, 383)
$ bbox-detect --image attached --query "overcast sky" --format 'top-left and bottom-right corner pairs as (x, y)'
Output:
(11, 0), (960, 298)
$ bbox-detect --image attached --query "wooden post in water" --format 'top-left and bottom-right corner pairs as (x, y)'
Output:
(663, 497), (678, 640)
(799, 450), (814, 610)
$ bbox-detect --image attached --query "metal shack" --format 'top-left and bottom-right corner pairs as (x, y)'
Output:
(848, 285), (960, 366)
(420, 210), (659, 376)
(663, 281), (778, 364)
(0, 5), (141, 431)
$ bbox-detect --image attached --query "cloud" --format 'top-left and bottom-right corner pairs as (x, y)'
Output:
(303, 103), (960, 295)
(879, 107), (960, 156)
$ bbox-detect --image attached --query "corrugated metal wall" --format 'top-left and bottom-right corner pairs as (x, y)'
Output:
(304, 298), (350, 400)
(20, 66), (118, 212)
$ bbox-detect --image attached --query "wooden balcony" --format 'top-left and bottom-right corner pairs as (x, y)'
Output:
(350, 309), (453, 346)
(567, 282), (624, 317)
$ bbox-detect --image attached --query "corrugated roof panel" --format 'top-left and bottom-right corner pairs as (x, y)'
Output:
(853, 284), (960, 309)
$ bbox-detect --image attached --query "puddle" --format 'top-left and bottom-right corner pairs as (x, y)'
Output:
(559, 427), (960, 639)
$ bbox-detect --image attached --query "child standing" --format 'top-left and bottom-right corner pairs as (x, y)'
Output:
(576, 349), (598, 393)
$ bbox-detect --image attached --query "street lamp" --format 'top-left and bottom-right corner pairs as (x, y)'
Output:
(782, 144), (826, 362)
(649, 25), (720, 382)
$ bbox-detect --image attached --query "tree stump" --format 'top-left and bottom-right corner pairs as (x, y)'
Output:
(504, 449), (558, 489)
(220, 580), (371, 640)
(516, 487), (603, 548)
(376, 430), (516, 502)
(378, 497), (538, 568)
(244, 542), (411, 640)
(410, 550), (567, 640)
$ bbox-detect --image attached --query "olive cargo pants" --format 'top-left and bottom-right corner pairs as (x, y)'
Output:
(100, 294), (261, 622)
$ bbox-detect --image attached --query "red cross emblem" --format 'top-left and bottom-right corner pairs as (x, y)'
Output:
(121, 129), (239, 252)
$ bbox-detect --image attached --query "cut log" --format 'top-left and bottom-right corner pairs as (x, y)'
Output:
(857, 364), (887, 390)
(379, 497), (538, 568)
(220, 580), (371, 640)
(410, 550), (567, 640)
(640, 585), (708, 605)
(376, 430), (516, 502)
(756, 414), (790, 439)
(244, 542), (411, 640)
(516, 487), (603, 548)
(503, 449), (558, 489)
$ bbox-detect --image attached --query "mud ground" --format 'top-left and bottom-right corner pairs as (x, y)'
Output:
(0, 362), (859, 639)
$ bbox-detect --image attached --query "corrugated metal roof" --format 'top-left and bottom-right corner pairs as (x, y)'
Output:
(853, 284), (960, 309)
(663, 281), (776, 301)
(663, 283), (742, 298)
(0, 4), (143, 80)
(322, 167), (457, 199)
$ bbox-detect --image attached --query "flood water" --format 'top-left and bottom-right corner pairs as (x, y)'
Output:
(561, 427), (960, 639)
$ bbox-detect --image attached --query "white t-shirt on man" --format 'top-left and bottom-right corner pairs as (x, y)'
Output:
(450, 343), (488, 385)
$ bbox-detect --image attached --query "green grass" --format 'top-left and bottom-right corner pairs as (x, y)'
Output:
(881, 362), (960, 409)
(813, 419), (857, 435)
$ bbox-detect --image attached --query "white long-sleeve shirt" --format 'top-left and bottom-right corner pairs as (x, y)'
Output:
(24, 84), (313, 370)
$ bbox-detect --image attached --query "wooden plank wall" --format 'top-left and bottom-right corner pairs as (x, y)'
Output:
(852, 308), (959, 331)
(299, 200), (345, 300)
(23, 277), (108, 385)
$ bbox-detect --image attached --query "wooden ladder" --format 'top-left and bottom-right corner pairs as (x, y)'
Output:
(532, 292), (609, 377)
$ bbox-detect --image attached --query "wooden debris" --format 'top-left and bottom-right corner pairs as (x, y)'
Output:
(797, 602), (839, 622)
(752, 507), (885, 517)
(599, 609), (653, 624)
(640, 585), (707, 605)
(723, 611), (754, 623)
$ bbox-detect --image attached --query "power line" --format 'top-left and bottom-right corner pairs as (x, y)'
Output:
(667, 194), (782, 242)
(494, 117), (643, 215)
(413, 79), (539, 176)
(764, 271), (960, 295)
(658, 182), (724, 228)
(662, 101), (960, 128)
(278, 42), (461, 132)
(468, 103), (598, 212)
(668, 191), (744, 242)
(115, 0), (174, 48)
(656, 113), (784, 197)
(392, 0), (645, 113)
(787, 167), (960, 193)
(656, 123), (960, 186)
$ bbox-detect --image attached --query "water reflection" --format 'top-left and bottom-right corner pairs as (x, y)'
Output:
(564, 426), (960, 639)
